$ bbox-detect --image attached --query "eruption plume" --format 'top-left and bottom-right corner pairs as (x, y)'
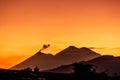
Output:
(40, 44), (50, 52)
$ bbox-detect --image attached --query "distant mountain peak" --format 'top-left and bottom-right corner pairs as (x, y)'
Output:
(61, 46), (79, 51)
(64, 46), (79, 51)
(55, 46), (79, 55)
(33, 51), (46, 56)
(67, 46), (78, 49)
(79, 47), (97, 54)
(34, 51), (54, 56)
(88, 55), (115, 61)
(80, 47), (92, 51)
(36, 51), (44, 54)
(80, 47), (89, 49)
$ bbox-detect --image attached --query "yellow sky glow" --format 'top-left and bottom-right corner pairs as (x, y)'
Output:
(0, 0), (120, 68)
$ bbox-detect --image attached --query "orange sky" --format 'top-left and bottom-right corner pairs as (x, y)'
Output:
(0, 0), (120, 68)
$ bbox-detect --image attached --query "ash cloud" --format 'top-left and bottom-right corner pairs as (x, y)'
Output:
(40, 44), (50, 51)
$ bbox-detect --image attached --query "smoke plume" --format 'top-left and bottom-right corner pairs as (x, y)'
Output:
(40, 44), (50, 51)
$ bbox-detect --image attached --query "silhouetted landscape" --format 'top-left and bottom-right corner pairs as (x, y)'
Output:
(0, 46), (120, 80)
(46, 55), (120, 76)
(0, 62), (120, 80)
(11, 46), (100, 70)
(1, 0), (120, 79)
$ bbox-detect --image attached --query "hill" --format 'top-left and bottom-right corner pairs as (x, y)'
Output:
(46, 55), (120, 76)
(86, 55), (120, 76)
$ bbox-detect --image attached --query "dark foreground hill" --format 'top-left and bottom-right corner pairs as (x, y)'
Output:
(86, 55), (120, 76)
(1, 63), (120, 80)
(11, 46), (100, 70)
(46, 55), (120, 76)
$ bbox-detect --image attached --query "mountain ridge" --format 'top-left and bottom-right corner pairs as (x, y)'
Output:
(46, 55), (120, 76)
(11, 46), (100, 71)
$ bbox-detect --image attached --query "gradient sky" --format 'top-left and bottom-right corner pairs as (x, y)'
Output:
(0, 0), (120, 68)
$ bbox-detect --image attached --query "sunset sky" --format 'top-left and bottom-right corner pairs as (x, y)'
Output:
(0, 0), (120, 68)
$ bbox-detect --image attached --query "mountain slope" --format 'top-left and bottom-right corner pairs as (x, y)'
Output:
(55, 46), (100, 65)
(45, 64), (74, 73)
(11, 51), (55, 70)
(11, 46), (100, 71)
(46, 55), (120, 76)
(86, 55), (120, 76)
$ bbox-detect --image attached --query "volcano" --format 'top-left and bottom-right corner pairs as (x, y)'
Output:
(11, 46), (100, 70)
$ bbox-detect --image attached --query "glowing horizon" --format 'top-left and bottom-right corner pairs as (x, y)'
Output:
(0, 0), (120, 68)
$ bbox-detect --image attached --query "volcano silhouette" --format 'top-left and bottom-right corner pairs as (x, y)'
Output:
(11, 46), (100, 70)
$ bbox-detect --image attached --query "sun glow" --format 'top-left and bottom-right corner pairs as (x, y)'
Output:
(0, 0), (120, 68)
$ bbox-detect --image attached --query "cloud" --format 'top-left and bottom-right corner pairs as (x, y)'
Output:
(88, 47), (105, 49)
(110, 47), (120, 50)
